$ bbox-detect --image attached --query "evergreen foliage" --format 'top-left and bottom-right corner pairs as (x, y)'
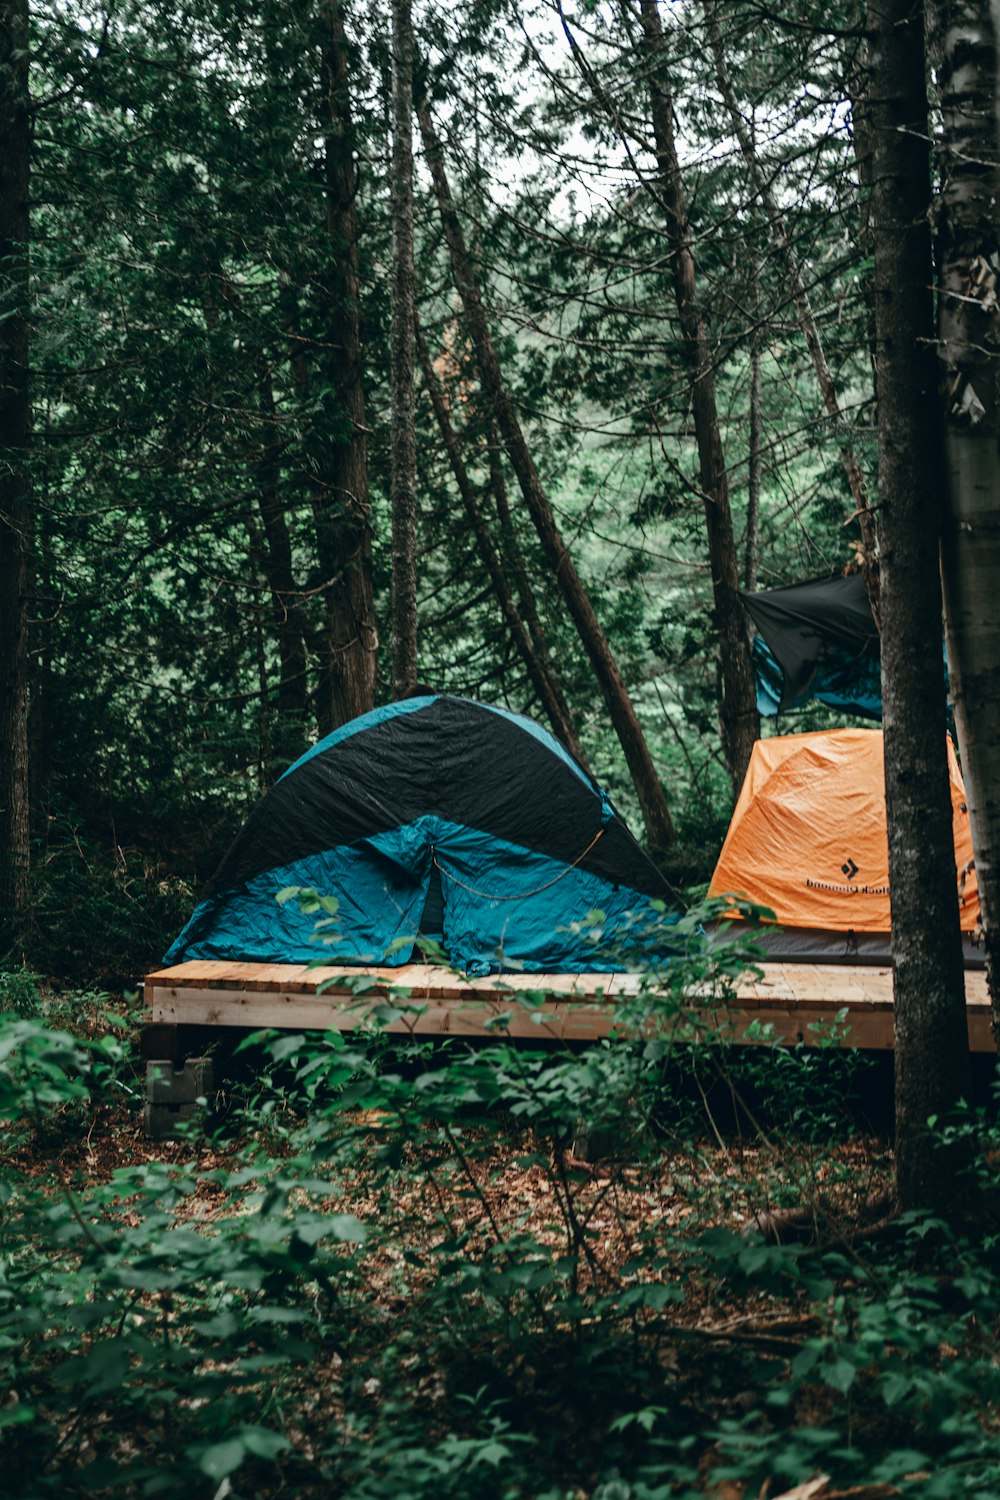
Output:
(9, 0), (884, 976)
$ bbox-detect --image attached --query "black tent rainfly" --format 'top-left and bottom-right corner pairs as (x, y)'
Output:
(742, 571), (883, 718)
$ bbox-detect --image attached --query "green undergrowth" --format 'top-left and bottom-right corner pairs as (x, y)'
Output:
(2, 920), (1000, 1498)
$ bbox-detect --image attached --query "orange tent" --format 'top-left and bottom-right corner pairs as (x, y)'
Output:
(708, 728), (981, 963)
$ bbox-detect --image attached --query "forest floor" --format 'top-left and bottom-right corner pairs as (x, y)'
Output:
(2, 989), (999, 1499)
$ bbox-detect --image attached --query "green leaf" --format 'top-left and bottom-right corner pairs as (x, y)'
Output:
(0, 1404), (34, 1430)
(371, 1003), (406, 1026)
(268, 1034), (306, 1062)
(240, 1427), (291, 1460)
(196, 1438), (246, 1482)
(326, 1212), (368, 1242)
(822, 1356), (856, 1393)
(881, 1373), (911, 1407)
(473, 1440), (511, 1466)
(791, 1345), (821, 1380)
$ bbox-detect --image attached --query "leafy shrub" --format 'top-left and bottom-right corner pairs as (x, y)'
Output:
(23, 826), (194, 987)
(0, 966), (43, 1018)
(2, 930), (1000, 1497)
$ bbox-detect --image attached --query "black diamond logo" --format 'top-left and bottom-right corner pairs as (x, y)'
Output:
(841, 858), (859, 880)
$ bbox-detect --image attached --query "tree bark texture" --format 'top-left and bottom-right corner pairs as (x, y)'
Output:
(255, 369), (308, 766)
(850, 60), (883, 404)
(930, 0), (1000, 1036)
(636, 0), (759, 799)
(484, 419), (578, 737)
(215, 271), (309, 764)
(0, 0), (31, 947)
(745, 258), (762, 596)
(707, 0), (881, 617)
(417, 328), (588, 765)
(484, 419), (587, 763)
(416, 92), (675, 849)
(390, 0), (418, 698)
(867, 0), (975, 1218)
(315, 0), (376, 733)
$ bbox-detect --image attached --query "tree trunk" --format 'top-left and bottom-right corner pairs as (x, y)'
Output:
(850, 58), (882, 404)
(416, 91), (675, 849)
(930, 0), (1000, 1037)
(247, 522), (274, 788)
(315, 0), (376, 733)
(215, 271), (309, 764)
(634, 0), (759, 798)
(867, 0), (975, 1219)
(706, 0), (881, 617)
(256, 368), (308, 769)
(484, 418), (586, 759)
(0, 0), (31, 950)
(418, 327), (588, 765)
(390, 0), (418, 698)
(745, 259), (763, 597)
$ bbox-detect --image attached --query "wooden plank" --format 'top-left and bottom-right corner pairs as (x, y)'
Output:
(244, 964), (315, 992)
(145, 961), (248, 987)
(145, 959), (990, 1001)
(730, 1006), (894, 1051)
(144, 982), (997, 1050)
(304, 965), (397, 996)
(146, 985), (614, 1041)
(604, 973), (643, 998)
(965, 970), (990, 1006)
(142, 960), (997, 1051)
(147, 960), (620, 1001)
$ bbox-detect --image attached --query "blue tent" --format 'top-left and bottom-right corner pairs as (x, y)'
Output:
(164, 695), (673, 975)
(751, 635), (883, 720)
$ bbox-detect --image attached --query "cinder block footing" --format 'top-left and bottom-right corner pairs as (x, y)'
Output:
(144, 1058), (215, 1140)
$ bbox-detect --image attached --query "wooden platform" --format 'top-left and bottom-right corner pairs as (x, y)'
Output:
(144, 960), (996, 1051)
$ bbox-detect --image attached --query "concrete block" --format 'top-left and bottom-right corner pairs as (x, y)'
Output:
(144, 1057), (216, 1140)
(146, 1057), (215, 1105)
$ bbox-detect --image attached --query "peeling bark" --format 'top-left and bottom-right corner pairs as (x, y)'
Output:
(930, 0), (1000, 1035)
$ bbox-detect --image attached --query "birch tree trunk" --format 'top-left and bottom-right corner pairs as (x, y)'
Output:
(867, 0), (974, 1219)
(315, 0), (376, 732)
(390, 0), (418, 697)
(0, 0), (31, 948)
(416, 91), (675, 850)
(930, 0), (1000, 1034)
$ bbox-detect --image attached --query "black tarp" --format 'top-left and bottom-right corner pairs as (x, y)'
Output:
(742, 572), (881, 717)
